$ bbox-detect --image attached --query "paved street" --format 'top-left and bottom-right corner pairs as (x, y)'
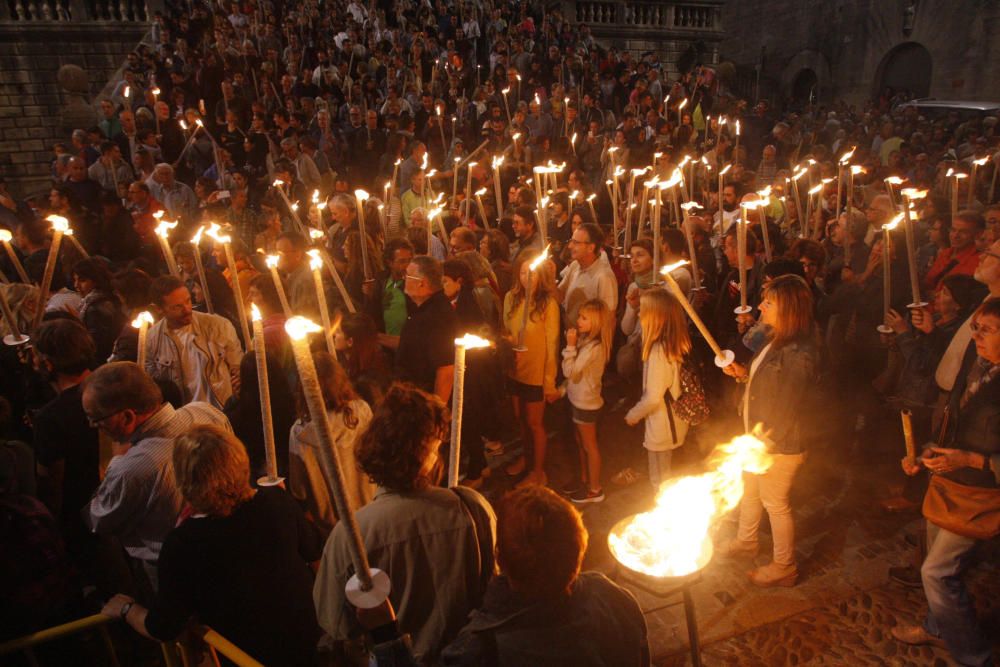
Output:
(481, 390), (1000, 666)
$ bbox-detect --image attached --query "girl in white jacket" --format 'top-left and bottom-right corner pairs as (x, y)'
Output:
(561, 298), (614, 503)
(625, 288), (692, 488)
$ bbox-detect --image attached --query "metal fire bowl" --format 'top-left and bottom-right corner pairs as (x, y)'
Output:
(608, 515), (710, 595)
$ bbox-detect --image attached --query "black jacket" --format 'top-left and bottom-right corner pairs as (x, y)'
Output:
(944, 343), (1000, 488)
(441, 572), (649, 666)
(746, 337), (820, 455)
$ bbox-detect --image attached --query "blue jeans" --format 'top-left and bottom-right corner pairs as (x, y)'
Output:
(921, 522), (992, 666)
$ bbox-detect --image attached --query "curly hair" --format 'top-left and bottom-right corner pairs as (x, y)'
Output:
(356, 383), (449, 492)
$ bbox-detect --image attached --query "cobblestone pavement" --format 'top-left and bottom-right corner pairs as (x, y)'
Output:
(481, 392), (1000, 666)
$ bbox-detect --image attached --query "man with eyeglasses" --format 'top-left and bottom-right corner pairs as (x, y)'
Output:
(83, 361), (231, 592)
(923, 211), (985, 292)
(395, 255), (457, 401)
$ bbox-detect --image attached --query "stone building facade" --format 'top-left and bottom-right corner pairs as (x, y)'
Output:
(717, 0), (1000, 108)
(0, 3), (151, 198)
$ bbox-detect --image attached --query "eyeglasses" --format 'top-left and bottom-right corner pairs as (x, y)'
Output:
(404, 273), (423, 282)
(971, 321), (1000, 337)
(86, 408), (124, 427)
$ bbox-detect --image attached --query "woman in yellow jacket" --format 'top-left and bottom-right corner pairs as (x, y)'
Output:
(502, 249), (560, 487)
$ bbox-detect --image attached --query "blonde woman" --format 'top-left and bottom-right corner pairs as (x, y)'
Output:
(625, 288), (692, 488)
(502, 249), (561, 487)
(289, 351), (374, 537)
(102, 425), (323, 665)
(720, 275), (820, 588)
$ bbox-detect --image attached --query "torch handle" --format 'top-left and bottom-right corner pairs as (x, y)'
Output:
(448, 345), (467, 488)
(290, 337), (373, 590)
(192, 247), (214, 314)
(3, 241), (31, 284)
(32, 232), (62, 332)
(0, 284), (22, 339)
(318, 248), (357, 313)
(224, 244), (252, 350)
(254, 318), (279, 482)
(663, 271), (724, 359)
(900, 409), (916, 465)
(270, 267), (293, 319)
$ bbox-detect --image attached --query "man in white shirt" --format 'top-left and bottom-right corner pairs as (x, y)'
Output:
(559, 223), (618, 325)
(143, 275), (243, 409)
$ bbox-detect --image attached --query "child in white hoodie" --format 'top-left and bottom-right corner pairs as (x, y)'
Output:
(561, 298), (614, 503)
(625, 288), (692, 489)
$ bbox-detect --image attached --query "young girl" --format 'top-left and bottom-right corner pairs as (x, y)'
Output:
(562, 298), (614, 503)
(625, 288), (692, 488)
(502, 249), (560, 487)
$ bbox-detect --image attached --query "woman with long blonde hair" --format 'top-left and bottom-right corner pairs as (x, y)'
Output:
(625, 288), (692, 488)
(720, 274), (819, 588)
(502, 249), (561, 487)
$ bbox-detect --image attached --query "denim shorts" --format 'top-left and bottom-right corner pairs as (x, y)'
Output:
(572, 405), (601, 424)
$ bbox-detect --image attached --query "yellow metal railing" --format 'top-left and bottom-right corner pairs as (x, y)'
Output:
(0, 614), (263, 667)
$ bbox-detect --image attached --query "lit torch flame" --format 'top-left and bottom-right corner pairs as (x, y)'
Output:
(455, 333), (490, 349)
(131, 311), (153, 329)
(307, 249), (323, 271)
(608, 431), (774, 578)
(265, 254), (279, 269)
(45, 215), (69, 233)
(251, 303), (262, 322)
(285, 315), (321, 340)
(529, 245), (550, 271)
(884, 213), (904, 231)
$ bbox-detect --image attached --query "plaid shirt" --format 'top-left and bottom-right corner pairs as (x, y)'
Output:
(86, 402), (230, 563)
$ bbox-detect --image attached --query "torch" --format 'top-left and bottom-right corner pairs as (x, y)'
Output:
(354, 189), (372, 281)
(946, 168), (967, 222)
(33, 215), (69, 331)
(190, 226), (214, 314)
(717, 164), (732, 236)
(448, 333), (491, 487)
(153, 215), (180, 276)
(264, 254), (293, 318)
(0, 229), (30, 284)
(877, 214), (904, 334)
(514, 245), (550, 352)
(884, 175), (904, 212)
(0, 283), (28, 346)
(900, 189), (928, 309)
(735, 200), (763, 315)
(63, 227), (90, 260)
(474, 188), (489, 228)
(755, 186), (773, 262)
(131, 310), (153, 369)
(284, 316), (390, 608)
(315, 246), (357, 314)
(680, 201), (703, 291)
(306, 249), (337, 356)
(251, 304), (283, 486)
(661, 261), (735, 368)
(971, 157), (989, 207)
(836, 147), (856, 215)
(586, 193), (598, 225)
(491, 155), (505, 226)
(805, 183), (823, 239)
(900, 409), (916, 468)
(206, 223), (252, 349)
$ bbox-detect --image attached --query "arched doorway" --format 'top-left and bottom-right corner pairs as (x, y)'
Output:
(791, 69), (819, 105)
(876, 42), (932, 98)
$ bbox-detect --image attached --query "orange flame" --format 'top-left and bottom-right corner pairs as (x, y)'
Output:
(608, 431), (774, 578)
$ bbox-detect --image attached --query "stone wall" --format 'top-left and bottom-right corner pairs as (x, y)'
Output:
(717, 0), (1000, 108)
(0, 23), (149, 198)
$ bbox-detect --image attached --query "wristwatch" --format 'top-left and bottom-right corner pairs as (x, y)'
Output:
(120, 601), (134, 621)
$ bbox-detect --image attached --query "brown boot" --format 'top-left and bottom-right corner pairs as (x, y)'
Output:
(748, 562), (797, 587)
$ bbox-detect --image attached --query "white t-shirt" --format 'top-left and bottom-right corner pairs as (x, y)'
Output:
(172, 324), (212, 405)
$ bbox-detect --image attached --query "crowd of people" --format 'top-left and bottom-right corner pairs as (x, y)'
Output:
(1, 0), (999, 665)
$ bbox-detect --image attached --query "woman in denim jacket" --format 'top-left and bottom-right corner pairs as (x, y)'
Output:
(720, 275), (820, 588)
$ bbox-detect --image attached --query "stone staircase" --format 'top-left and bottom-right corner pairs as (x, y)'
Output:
(0, 0), (156, 198)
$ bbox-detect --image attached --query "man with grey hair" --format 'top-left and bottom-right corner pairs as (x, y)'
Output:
(396, 255), (457, 401)
(146, 163), (197, 222)
(280, 136), (321, 191)
(82, 361), (230, 590)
